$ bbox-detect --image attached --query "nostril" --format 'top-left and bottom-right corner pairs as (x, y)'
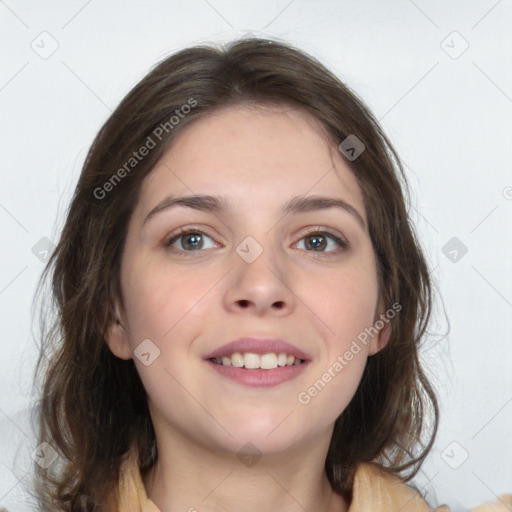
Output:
(238, 299), (250, 308)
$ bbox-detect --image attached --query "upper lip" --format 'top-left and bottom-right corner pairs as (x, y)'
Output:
(204, 337), (311, 361)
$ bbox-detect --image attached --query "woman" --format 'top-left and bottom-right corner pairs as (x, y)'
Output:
(27, 37), (510, 511)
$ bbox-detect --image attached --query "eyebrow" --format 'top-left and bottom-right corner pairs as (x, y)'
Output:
(142, 194), (366, 230)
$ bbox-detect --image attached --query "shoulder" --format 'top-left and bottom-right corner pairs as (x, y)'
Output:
(115, 448), (161, 512)
(349, 463), (512, 512)
(349, 462), (434, 511)
(469, 494), (512, 512)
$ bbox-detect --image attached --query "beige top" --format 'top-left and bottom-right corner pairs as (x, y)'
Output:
(113, 451), (512, 512)
(1, 453), (509, 511)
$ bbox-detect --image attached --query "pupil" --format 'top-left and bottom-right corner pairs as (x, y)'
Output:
(185, 234), (202, 249)
(308, 235), (325, 251)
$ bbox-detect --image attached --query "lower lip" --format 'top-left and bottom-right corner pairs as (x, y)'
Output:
(206, 359), (310, 387)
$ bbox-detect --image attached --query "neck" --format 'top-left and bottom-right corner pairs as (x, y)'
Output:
(142, 431), (349, 512)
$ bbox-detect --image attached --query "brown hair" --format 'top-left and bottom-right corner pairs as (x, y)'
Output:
(32, 36), (439, 510)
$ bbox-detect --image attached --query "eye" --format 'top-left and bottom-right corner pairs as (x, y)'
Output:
(164, 229), (218, 253)
(163, 228), (348, 256)
(295, 229), (348, 254)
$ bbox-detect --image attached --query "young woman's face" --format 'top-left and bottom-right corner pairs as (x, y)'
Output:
(107, 104), (390, 456)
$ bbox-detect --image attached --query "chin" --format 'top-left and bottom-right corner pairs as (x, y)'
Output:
(218, 434), (304, 461)
(221, 417), (306, 453)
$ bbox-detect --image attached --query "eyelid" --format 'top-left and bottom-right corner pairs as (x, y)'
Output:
(163, 226), (218, 248)
(293, 227), (349, 251)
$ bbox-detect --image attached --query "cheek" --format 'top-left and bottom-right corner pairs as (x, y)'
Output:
(297, 351), (368, 430)
(297, 273), (376, 423)
(299, 267), (378, 422)
(121, 258), (213, 344)
(120, 263), (212, 405)
(306, 265), (379, 344)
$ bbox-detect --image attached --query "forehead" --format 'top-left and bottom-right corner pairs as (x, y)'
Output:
(136, 104), (366, 221)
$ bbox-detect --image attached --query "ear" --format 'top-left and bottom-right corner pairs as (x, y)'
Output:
(368, 305), (393, 356)
(104, 304), (132, 360)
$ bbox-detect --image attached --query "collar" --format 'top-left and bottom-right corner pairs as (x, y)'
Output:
(113, 449), (434, 512)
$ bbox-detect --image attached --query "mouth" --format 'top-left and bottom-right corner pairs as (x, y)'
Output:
(209, 352), (306, 370)
(204, 337), (311, 387)
(206, 356), (310, 388)
(204, 336), (311, 364)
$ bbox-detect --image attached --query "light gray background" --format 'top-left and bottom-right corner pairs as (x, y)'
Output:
(1, 1), (511, 510)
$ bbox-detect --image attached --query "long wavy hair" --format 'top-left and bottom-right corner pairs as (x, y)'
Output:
(31, 36), (439, 510)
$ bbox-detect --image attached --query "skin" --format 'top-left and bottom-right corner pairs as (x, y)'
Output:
(105, 104), (391, 512)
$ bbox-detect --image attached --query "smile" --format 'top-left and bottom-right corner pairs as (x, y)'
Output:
(206, 357), (309, 388)
(210, 351), (305, 369)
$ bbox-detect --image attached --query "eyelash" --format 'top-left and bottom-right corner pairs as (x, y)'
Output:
(163, 227), (349, 257)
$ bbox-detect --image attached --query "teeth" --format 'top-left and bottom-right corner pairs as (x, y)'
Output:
(231, 353), (243, 367)
(244, 353), (260, 369)
(211, 352), (304, 369)
(260, 353), (277, 369)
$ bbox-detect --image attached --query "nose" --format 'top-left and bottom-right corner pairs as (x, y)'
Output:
(223, 240), (295, 317)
